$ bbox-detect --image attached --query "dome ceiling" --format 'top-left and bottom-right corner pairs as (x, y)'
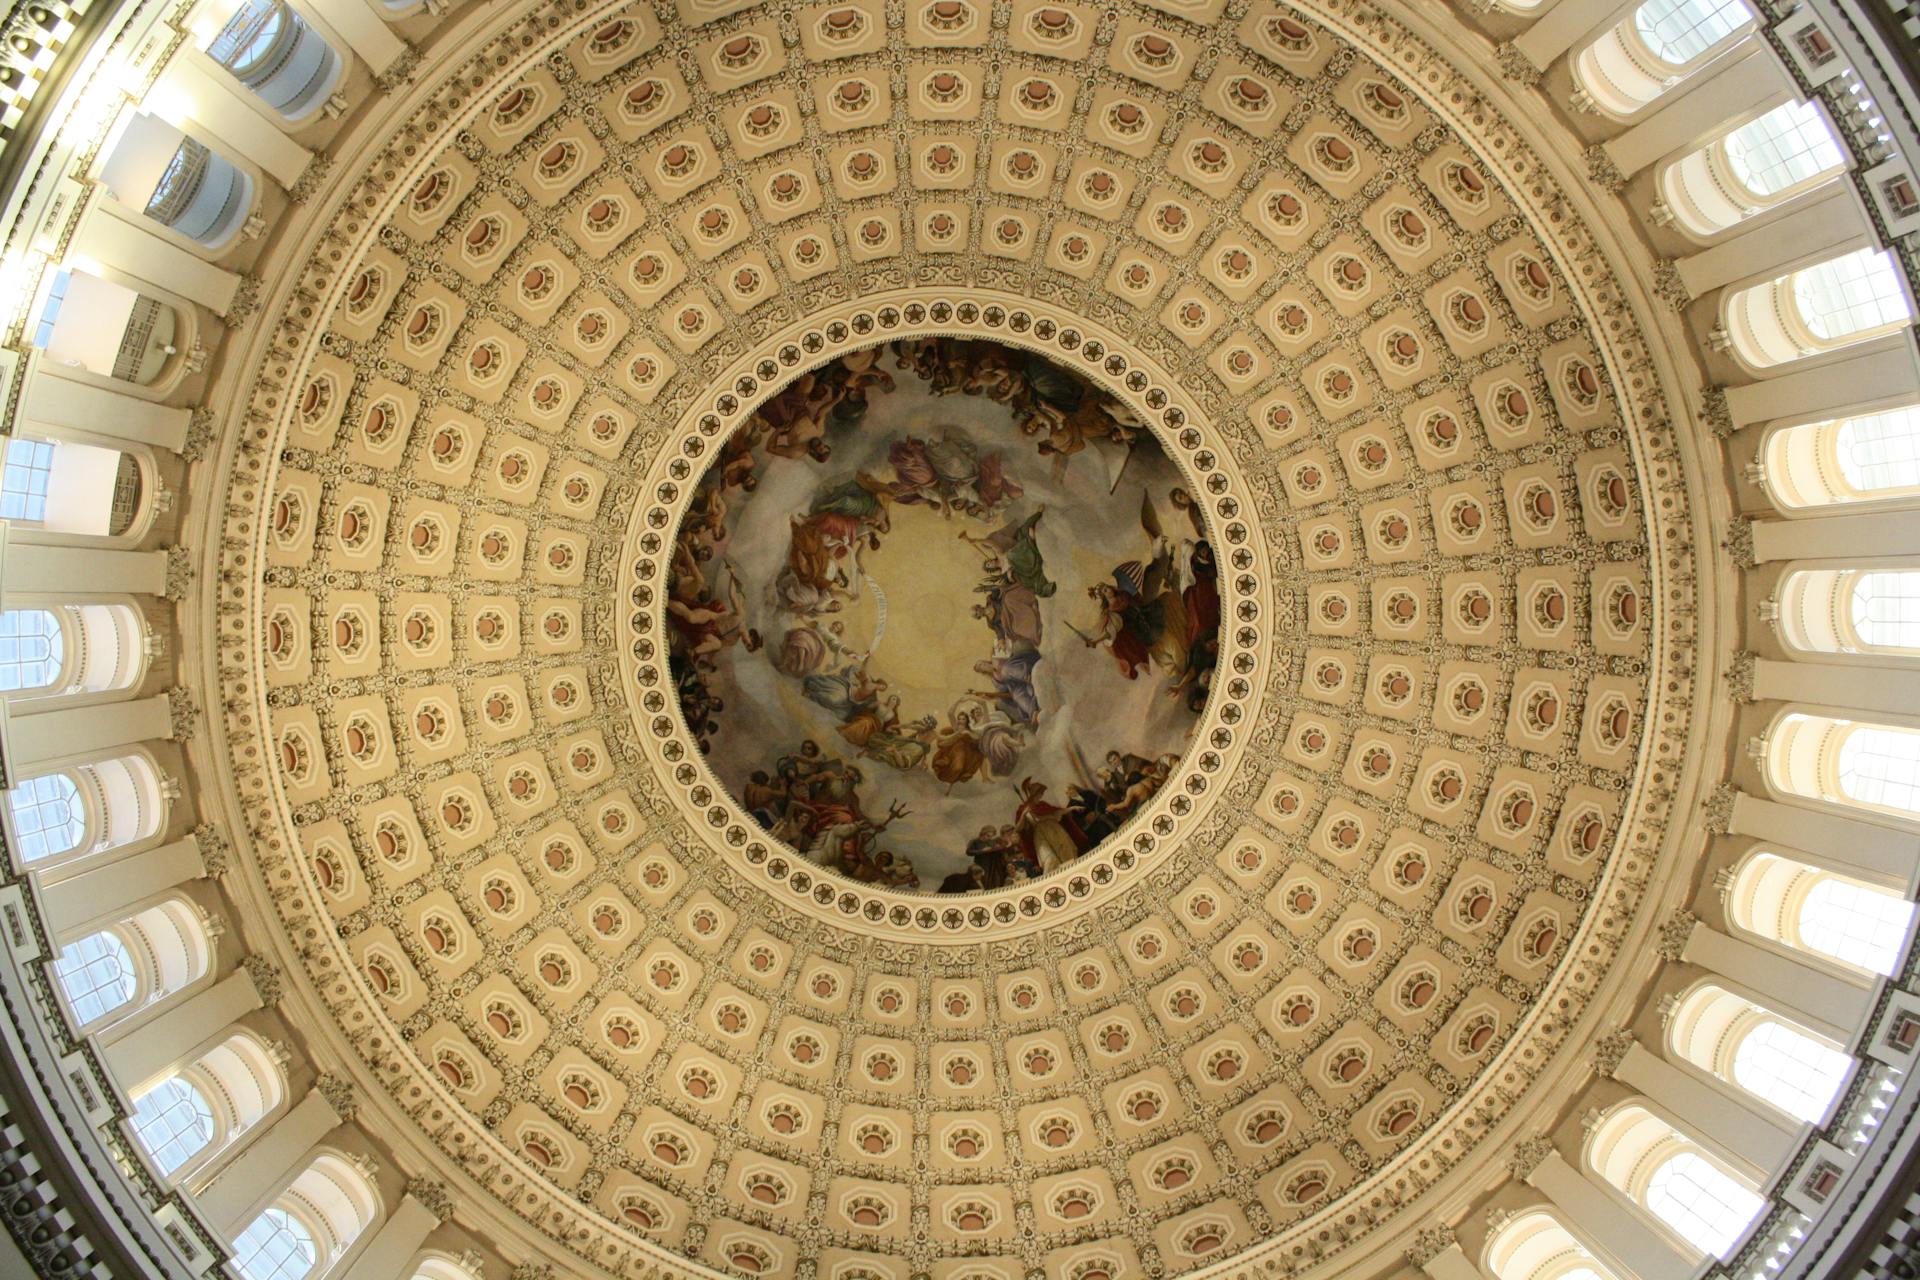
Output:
(208, 0), (1702, 1274)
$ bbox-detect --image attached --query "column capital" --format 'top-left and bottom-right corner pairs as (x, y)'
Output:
(1702, 782), (1738, 834)
(1495, 43), (1543, 87)
(164, 546), (194, 600)
(241, 954), (283, 1006)
(182, 408), (216, 463)
(1592, 1029), (1634, 1077)
(167, 687), (201, 741)
(192, 823), (232, 877)
(1725, 652), (1757, 706)
(289, 155), (335, 205)
(314, 1071), (359, 1119)
(1406, 1222), (1458, 1267)
(405, 1175), (455, 1223)
(1723, 517), (1756, 570)
(1656, 908), (1698, 961)
(1651, 260), (1691, 311)
(1510, 1133), (1556, 1179)
(1584, 145), (1627, 192)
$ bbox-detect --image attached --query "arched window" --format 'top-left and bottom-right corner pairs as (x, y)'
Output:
(1645, 1152), (1767, 1255)
(1796, 249), (1913, 342)
(1775, 568), (1920, 656)
(1837, 409), (1920, 494)
(32, 268), (186, 390)
(1484, 1209), (1622, 1280)
(98, 113), (254, 251)
(1848, 571), (1920, 650)
(1588, 1104), (1766, 1259)
(1769, 714), (1920, 821)
(49, 898), (209, 1033)
(12, 772), (88, 862)
(1724, 101), (1845, 197)
(131, 1032), (285, 1181)
(1724, 249), (1915, 369)
(1634, 0), (1753, 64)
(0, 435), (148, 538)
(52, 930), (136, 1025)
(1574, 0), (1755, 116)
(1726, 851), (1915, 974)
(1662, 101), (1845, 236)
(1837, 724), (1920, 815)
(233, 1153), (379, 1280)
(232, 1206), (318, 1280)
(205, 0), (344, 123)
(1732, 1019), (1851, 1120)
(0, 603), (149, 696)
(1762, 406), (1920, 509)
(1670, 982), (1853, 1121)
(1800, 875), (1915, 971)
(0, 609), (64, 693)
(130, 1075), (216, 1175)
(9, 753), (169, 867)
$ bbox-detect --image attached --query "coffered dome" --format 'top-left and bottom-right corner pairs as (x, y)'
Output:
(0, 0), (1915, 1279)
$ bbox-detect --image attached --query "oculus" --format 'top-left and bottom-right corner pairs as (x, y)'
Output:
(669, 340), (1219, 892)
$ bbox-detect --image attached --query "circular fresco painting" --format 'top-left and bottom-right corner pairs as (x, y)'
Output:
(669, 339), (1221, 893)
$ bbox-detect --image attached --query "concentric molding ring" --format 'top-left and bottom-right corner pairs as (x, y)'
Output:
(618, 294), (1274, 939)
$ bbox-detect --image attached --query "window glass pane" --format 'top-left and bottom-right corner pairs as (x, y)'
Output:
(232, 1206), (318, 1280)
(1794, 249), (1913, 341)
(1836, 407), (1920, 494)
(30, 273), (68, 353)
(1724, 101), (1844, 197)
(1633, 0), (1753, 64)
(0, 438), (55, 523)
(9, 772), (86, 862)
(0, 609), (63, 692)
(1731, 1019), (1851, 1121)
(1836, 724), (1920, 815)
(52, 931), (136, 1025)
(1799, 877), (1915, 973)
(130, 1076), (215, 1174)
(1849, 572), (1920, 651)
(208, 0), (290, 76)
(1645, 1151), (1765, 1256)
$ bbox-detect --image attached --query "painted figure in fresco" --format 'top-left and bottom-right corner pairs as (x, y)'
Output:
(1013, 778), (1090, 874)
(1078, 489), (1226, 692)
(886, 431), (1023, 519)
(958, 823), (1016, 889)
(971, 653), (1042, 727)
(972, 581), (1043, 654)
(938, 863), (990, 894)
(801, 662), (884, 725)
(1178, 538), (1221, 713)
(742, 739), (919, 885)
(754, 345), (893, 462)
(860, 716), (938, 772)
(782, 472), (894, 606)
(930, 704), (990, 791)
(665, 537), (763, 758)
(960, 508), (1055, 600)
(666, 560), (759, 670)
(892, 337), (1148, 472)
